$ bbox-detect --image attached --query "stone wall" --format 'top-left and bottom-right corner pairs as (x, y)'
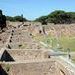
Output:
(9, 60), (57, 75)
(0, 58), (75, 75)
(1, 49), (48, 62)
(43, 24), (75, 37)
(7, 22), (41, 27)
(0, 50), (75, 75)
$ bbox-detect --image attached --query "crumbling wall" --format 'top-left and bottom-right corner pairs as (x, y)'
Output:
(9, 60), (58, 75)
(5, 50), (46, 61)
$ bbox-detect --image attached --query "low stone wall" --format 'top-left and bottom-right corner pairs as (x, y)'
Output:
(0, 59), (75, 75)
(1, 49), (48, 62)
(0, 54), (75, 75)
(0, 59), (59, 75)
(7, 22), (41, 27)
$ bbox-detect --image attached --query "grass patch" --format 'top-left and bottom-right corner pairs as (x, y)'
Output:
(34, 34), (75, 51)
(59, 37), (75, 51)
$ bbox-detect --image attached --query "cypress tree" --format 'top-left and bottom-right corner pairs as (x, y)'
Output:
(0, 10), (6, 30)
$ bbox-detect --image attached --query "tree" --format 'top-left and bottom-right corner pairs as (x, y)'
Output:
(6, 15), (27, 22)
(67, 12), (75, 23)
(35, 10), (74, 24)
(47, 10), (70, 24)
(13, 16), (27, 22)
(35, 16), (48, 25)
(58, 13), (72, 24)
(0, 10), (6, 30)
(6, 16), (14, 21)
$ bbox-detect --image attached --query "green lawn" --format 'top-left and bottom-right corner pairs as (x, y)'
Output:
(34, 34), (75, 63)
(72, 58), (75, 63)
(34, 34), (75, 51)
(59, 37), (75, 51)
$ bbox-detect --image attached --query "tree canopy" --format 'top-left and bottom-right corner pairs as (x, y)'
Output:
(6, 15), (27, 22)
(35, 10), (75, 24)
(35, 16), (48, 25)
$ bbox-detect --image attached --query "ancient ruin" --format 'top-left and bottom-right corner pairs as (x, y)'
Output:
(0, 22), (75, 75)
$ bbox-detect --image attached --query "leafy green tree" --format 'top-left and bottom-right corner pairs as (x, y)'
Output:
(13, 16), (27, 22)
(47, 10), (72, 24)
(6, 16), (14, 21)
(35, 10), (74, 24)
(6, 15), (27, 22)
(67, 12), (75, 23)
(14, 16), (22, 22)
(47, 10), (65, 24)
(35, 16), (48, 25)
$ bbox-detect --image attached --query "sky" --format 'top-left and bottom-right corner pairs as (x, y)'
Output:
(0, 0), (75, 20)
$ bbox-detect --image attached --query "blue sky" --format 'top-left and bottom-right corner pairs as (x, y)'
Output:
(0, 0), (75, 20)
